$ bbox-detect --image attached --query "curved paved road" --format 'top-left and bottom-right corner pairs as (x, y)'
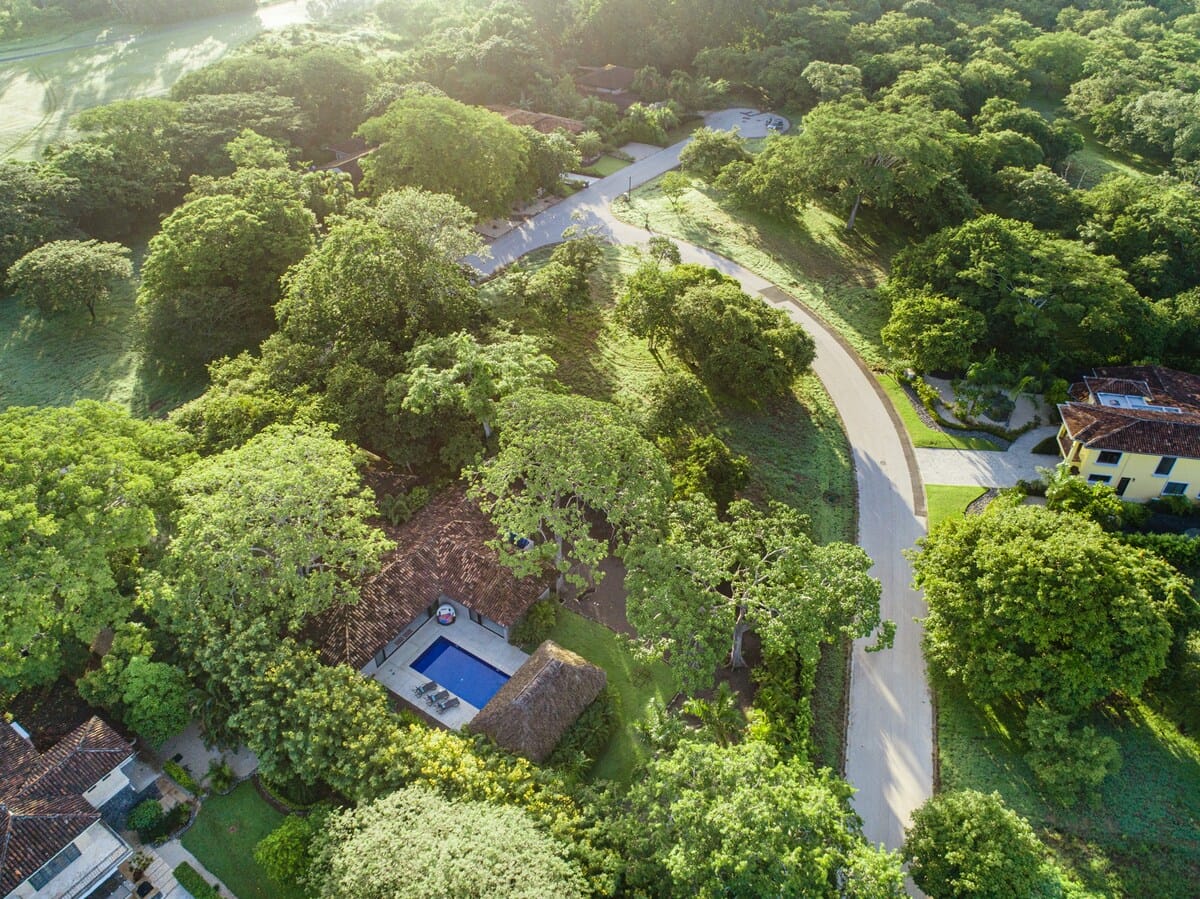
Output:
(471, 111), (934, 863)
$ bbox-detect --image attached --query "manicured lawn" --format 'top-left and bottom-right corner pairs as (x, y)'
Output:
(181, 781), (305, 899)
(924, 485), (986, 529)
(580, 155), (630, 177)
(877, 374), (1000, 451)
(937, 675), (1200, 898)
(545, 609), (677, 784)
(613, 174), (901, 367)
(0, 243), (202, 414)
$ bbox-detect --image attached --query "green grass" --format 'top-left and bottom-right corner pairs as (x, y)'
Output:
(0, 245), (202, 414)
(613, 175), (902, 367)
(545, 609), (677, 784)
(924, 485), (987, 529)
(1023, 93), (1161, 189)
(181, 781), (304, 899)
(0, 0), (315, 160)
(937, 674), (1200, 897)
(580, 155), (631, 177)
(877, 374), (1000, 451)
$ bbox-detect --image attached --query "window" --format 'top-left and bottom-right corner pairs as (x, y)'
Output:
(1155, 456), (1177, 476)
(28, 842), (81, 890)
(1096, 451), (1122, 465)
(1162, 482), (1188, 496)
(1088, 474), (1112, 484)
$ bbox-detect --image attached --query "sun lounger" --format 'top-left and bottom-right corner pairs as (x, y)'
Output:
(413, 680), (437, 696)
(437, 696), (460, 713)
(426, 689), (450, 706)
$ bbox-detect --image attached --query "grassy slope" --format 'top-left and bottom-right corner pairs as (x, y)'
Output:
(545, 609), (677, 784)
(580, 155), (631, 177)
(613, 176), (901, 368)
(930, 488), (1200, 896)
(0, 243), (203, 414)
(181, 781), (305, 899)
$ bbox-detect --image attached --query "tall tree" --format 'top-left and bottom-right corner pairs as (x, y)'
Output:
(5, 239), (132, 321)
(0, 402), (188, 691)
(169, 423), (387, 633)
(397, 332), (556, 438)
(308, 786), (588, 899)
(625, 497), (887, 691)
(790, 99), (958, 229)
(468, 389), (672, 588)
(356, 187), (485, 262)
(0, 161), (78, 278)
(617, 738), (906, 898)
(357, 95), (530, 217)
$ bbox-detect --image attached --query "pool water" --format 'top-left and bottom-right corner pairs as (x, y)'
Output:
(412, 637), (510, 709)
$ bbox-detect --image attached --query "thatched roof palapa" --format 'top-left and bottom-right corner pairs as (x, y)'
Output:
(471, 641), (606, 763)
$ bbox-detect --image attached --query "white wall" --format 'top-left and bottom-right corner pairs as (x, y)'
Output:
(81, 758), (132, 809)
(12, 822), (130, 899)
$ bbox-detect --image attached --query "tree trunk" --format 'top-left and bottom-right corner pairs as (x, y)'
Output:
(845, 193), (863, 231)
(482, 418), (493, 439)
(729, 610), (749, 669)
(554, 534), (566, 594)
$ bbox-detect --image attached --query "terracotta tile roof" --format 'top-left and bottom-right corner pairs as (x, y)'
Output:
(1, 718), (132, 896)
(487, 106), (587, 135)
(1059, 365), (1200, 460)
(308, 486), (548, 669)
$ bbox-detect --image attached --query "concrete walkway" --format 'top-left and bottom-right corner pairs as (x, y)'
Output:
(470, 109), (934, 870)
(916, 426), (1059, 488)
(156, 839), (236, 898)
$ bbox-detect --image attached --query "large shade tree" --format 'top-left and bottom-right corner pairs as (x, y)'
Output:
(168, 423), (387, 633)
(357, 95), (530, 217)
(625, 497), (887, 692)
(308, 786), (588, 899)
(617, 738), (907, 898)
(468, 389), (672, 588)
(5, 239), (132, 321)
(0, 402), (188, 691)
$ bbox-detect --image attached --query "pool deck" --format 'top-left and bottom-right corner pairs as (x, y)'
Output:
(372, 601), (529, 730)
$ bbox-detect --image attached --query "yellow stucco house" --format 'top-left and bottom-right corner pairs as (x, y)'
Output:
(1058, 366), (1200, 502)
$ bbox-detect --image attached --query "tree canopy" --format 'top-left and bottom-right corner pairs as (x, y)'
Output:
(469, 389), (672, 588)
(5, 239), (132, 321)
(626, 497), (886, 693)
(358, 95), (531, 217)
(0, 402), (188, 692)
(308, 786), (588, 899)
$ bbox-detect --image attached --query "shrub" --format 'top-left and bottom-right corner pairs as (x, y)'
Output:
(206, 757), (235, 794)
(255, 812), (327, 889)
(173, 862), (220, 899)
(1023, 706), (1121, 807)
(549, 685), (619, 770)
(511, 599), (559, 652)
(164, 760), (200, 793)
(378, 486), (431, 527)
(1120, 532), (1200, 572)
(126, 799), (164, 839)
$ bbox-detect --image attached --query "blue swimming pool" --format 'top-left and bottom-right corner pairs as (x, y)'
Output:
(411, 637), (510, 709)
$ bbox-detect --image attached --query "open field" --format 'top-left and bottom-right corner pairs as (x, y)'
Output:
(545, 609), (677, 784)
(614, 175), (902, 368)
(0, 0), (315, 160)
(181, 781), (305, 899)
(0, 243), (202, 414)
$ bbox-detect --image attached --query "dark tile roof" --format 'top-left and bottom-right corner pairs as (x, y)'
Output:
(574, 64), (638, 93)
(308, 486), (547, 669)
(1059, 365), (1200, 460)
(471, 640), (607, 763)
(1, 718), (132, 896)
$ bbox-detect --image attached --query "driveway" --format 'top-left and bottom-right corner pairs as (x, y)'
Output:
(468, 111), (934, 863)
(916, 426), (1060, 488)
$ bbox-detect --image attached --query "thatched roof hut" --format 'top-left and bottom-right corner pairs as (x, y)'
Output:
(471, 641), (606, 763)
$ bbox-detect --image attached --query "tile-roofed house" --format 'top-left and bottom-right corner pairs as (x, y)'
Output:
(313, 136), (375, 187)
(573, 64), (639, 110)
(487, 107), (586, 135)
(1057, 365), (1200, 501)
(1, 718), (135, 899)
(470, 640), (607, 763)
(307, 486), (548, 671)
